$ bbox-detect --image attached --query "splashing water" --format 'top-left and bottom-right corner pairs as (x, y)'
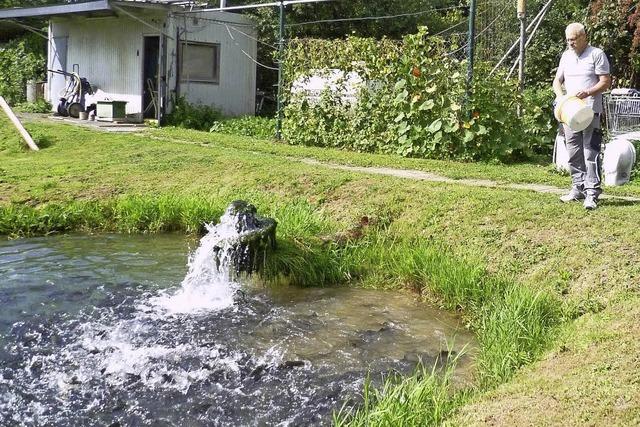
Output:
(149, 206), (261, 315)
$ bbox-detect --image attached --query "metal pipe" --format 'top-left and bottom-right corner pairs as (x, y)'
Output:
(507, 0), (551, 80)
(465, 0), (477, 114)
(276, 0), (285, 140)
(489, 0), (553, 76)
(518, 2), (526, 92)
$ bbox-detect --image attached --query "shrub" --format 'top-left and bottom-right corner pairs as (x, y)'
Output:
(282, 29), (553, 162)
(14, 99), (52, 113)
(164, 96), (222, 131)
(209, 116), (276, 139)
(0, 34), (46, 105)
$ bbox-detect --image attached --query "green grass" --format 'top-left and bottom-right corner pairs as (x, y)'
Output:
(333, 361), (466, 427)
(1, 114), (639, 425)
(157, 126), (640, 198)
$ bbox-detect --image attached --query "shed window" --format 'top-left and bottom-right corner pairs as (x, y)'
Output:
(180, 42), (220, 83)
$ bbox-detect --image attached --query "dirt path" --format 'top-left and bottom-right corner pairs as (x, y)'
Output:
(296, 158), (640, 202)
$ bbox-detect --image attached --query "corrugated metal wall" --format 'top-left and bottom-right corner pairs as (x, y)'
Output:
(50, 12), (165, 119)
(48, 8), (256, 120)
(167, 11), (257, 117)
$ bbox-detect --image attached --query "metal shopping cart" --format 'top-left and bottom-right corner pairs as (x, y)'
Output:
(604, 88), (640, 137)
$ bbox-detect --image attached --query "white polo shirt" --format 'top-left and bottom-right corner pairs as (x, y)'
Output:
(555, 45), (610, 113)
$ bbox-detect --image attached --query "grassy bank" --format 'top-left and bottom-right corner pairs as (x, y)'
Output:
(2, 115), (639, 425)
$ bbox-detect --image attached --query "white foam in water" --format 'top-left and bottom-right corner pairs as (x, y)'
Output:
(149, 212), (246, 314)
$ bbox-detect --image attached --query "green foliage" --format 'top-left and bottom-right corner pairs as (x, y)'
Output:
(164, 96), (222, 131)
(14, 99), (52, 113)
(588, 0), (640, 87)
(282, 29), (549, 162)
(209, 116), (276, 140)
(520, 86), (557, 155)
(0, 34), (47, 105)
(631, 139), (640, 181)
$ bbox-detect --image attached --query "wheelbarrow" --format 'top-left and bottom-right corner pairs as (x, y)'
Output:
(48, 69), (94, 118)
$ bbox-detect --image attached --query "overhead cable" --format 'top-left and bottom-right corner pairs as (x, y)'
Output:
(183, 0), (332, 13)
(432, 7), (490, 36)
(286, 5), (466, 27)
(7, 20), (48, 40)
(171, 12), (257, 28)
(224, 24), (279, 71)
(229, 25), (278, 50)
(445, 5), (509, 57)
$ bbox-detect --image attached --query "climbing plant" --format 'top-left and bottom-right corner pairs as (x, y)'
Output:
(588, 0), (640, 87)
(282, 28), (553, 161)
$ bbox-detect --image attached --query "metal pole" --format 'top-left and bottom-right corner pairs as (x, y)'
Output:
(465, 0), (477, 114)
(517, 0), (526, 92)
(490, 0), (553, 76)
(275, 0), (285, 139)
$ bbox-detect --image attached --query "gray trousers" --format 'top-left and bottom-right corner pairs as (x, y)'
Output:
(562, 115), (603, 197)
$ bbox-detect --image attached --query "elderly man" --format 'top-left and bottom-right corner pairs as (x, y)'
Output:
(553, 22), (611, 210)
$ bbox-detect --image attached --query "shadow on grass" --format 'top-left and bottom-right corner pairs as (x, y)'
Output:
(601, 198), (640, 207)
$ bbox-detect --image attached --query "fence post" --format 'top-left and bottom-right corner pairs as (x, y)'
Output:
(465, 0), (477, 116)
(517, 0), (526, 93)
(275, 0), (285, 140)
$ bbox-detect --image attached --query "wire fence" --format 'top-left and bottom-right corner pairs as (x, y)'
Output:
(213, 0), (556, 116)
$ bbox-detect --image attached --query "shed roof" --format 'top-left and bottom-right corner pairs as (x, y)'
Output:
(0, 0), (180, 20)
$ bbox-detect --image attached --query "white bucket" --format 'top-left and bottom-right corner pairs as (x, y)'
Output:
(603, 138), (637, 186)
(554, 95), (594, 132)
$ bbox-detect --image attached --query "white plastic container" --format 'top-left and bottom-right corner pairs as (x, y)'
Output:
(603, 138), (637, 186)
(554, 95), (594, 132)
(553, 132), (570, 173)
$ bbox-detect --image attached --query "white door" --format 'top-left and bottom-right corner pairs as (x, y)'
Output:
(48, 36), (68, 104)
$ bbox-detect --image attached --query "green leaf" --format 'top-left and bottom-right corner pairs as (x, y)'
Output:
(418, 99), (435, 111)
(398, 121), (410, 135)
(394, 89), (409, 104)
(444, 120), (459, 133)
(463, 130), (475, 143)
(394, 79), (407, 91)
(427, 119), (442, 134)
(394, 112), (405, 123)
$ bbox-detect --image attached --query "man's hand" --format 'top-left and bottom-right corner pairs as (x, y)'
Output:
(575, 90), (590, 99)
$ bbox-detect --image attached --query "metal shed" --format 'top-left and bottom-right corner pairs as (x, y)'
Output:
(0, 0), (257, 121)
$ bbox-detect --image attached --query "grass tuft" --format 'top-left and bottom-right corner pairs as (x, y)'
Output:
(333, 358), (465, 427)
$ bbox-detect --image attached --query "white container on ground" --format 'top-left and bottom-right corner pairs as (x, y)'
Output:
(553, 132), (570, 173)
(603, 137), (637, 186)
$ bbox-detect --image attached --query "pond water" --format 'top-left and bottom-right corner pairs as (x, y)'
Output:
(0, 233), (475, 426)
